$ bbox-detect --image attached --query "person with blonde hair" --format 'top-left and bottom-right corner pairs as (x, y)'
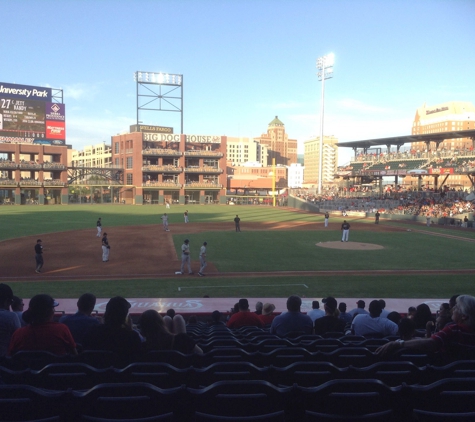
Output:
(139, 310), (202, 354)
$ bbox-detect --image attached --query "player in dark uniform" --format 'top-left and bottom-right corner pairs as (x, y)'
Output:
(341, 221), (350, 242)
(35, 239), (43, 273)
(234, 215), (241, 232)
(375, 211), (380, 224)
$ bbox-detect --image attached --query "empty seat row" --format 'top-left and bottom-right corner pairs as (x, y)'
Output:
(2, 378), (475, 422)
(4, 359), (475, 391)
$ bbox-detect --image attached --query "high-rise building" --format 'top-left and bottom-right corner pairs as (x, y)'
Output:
(226, 137), (268, 166)
(303, 136), (338, 185)
(70, 142), (112, 168)
(253, 116), (297, 166)
(411, 101), (475, 187)
(412, 101), (475, 150)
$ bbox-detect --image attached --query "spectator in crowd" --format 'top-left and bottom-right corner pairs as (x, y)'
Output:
(138, 309), (202, 354)
(426, 303), (452, 337)
(226, 299), (263, 329)
(258, 303), (276, 325)
(209, 310), (225, 326)
(351, 300), (398, 337)
(314, 297), (346, 336)
(307, 300), (325, 322)
(413, 303), (435, 330)
(387, 311), (402, 325)
(8, 294), (77, 356)
(407, 306), (417, 318)
(338, 302), (353, 325)
(377, 295), (475, 359)
(379, 299), (390, 318)
(349, 300), (369, 317)
(398, 317), (416, 341)
(255, 301), (263, 315)
(270, 295), (313, 337)
(59, 293), (100, 344)
(226, 302), (240, 322)
(82, 296), (141, 361)
(11, 295), (26, 327)
(0, 284), (21, 357)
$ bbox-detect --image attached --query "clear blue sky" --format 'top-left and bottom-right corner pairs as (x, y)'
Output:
(2, 0), (474, 164)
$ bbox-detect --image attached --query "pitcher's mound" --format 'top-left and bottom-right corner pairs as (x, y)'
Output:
(316, 241), (384, 250)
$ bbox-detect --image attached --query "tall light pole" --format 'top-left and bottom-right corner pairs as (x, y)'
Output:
(316, 53), (334, 195)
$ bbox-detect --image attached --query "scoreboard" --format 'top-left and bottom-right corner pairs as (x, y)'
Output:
(0, 82), (65, 144)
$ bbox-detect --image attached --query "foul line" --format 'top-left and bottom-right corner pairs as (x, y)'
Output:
(42, 266), (83, 274)
(178, 283), (308, 290)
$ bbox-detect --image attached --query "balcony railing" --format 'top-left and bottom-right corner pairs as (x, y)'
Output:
(142, 181), (182, 188)
(184, 150), (224, 157)
(19, 180), (42, 186)
(0, 179), (17, 186)
(185, 167), (223, 173)
(142, 165), (182, 173)
(142, 149), (182, 156)
(43, 163), (66, 170)
(43, 179), (66, 187)
(0, 162), (18, 169)
(184, 182), (223, 189)
(19, 163), (43, 169)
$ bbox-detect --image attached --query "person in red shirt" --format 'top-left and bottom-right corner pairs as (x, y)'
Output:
(8, 294), (77, 356)
(258, 303), (276, 326)
(376, 294), (475, 360)
(226, 299), (263, 329)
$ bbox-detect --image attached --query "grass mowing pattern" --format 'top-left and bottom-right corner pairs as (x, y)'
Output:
(2, 204), (475, 298)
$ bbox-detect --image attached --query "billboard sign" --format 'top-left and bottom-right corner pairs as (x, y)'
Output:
(0, 82), (52, 101)
(0, 96), (65, 144)
(130, 124), (173, 134)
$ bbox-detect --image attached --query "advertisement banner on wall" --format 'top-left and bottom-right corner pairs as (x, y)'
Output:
(46, 121), (66, 140)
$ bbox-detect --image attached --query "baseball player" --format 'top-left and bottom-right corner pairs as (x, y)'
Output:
(161, 213), (170, 231)
(198, 241), (207, 276)
(324, 212), (329, 227)
(180, 239), (193, 274)
(96, 217), (102, 237)
(341, 220), (350, 242)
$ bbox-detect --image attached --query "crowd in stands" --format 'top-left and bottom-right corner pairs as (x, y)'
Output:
(2, 283), (475, 420)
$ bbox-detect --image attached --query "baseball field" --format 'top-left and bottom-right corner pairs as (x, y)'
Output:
(1, 203), (475, 301)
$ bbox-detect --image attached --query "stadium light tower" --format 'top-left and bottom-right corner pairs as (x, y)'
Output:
(316, 53), (334, 195)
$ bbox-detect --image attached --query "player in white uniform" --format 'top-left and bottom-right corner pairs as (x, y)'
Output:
(161, 213), (170, 231)
(180, 239), (192, 274)
(198, 242), (207, 276)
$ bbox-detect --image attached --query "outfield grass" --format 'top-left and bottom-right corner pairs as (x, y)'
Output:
(2, 204), (474, 299)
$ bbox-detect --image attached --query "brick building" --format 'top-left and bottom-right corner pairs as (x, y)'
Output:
(254, 116), (298, 166)
(111, 130), (227, 205)
(0, 143), (68, 205)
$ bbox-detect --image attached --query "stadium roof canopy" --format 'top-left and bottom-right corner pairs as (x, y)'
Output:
(336, 129), (475, 150)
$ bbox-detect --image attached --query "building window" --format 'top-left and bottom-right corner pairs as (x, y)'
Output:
(127, 157), (133, 169)
(115, 143), (119, 153)
(126, 174), (133, 185)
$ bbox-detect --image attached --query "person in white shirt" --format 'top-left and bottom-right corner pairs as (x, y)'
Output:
(351, 300), (398, 337)
(307, 300), (325, 322)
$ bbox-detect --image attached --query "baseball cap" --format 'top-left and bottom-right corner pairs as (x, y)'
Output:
(238, 298), (249, 310)
(22, 294), (59, 323)
(184, 239), (189, 244)
(106, 296), (131, 314)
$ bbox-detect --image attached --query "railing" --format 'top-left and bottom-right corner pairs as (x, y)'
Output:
(184, 182), (222, 188)
(0, 162), (18, 169)
(19, 180), (41, 186)
(142, 165), (182, 172)
(184, 150), (224, 157)
(43, 163), (66, 170)
(0, 179), (17, 185)
(185, 167), (223, 173)
(18, 163), (42, 169)
(142, 181), (182, 188)
(142, 149), (182, 156)
(43, 180), (66, 187)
